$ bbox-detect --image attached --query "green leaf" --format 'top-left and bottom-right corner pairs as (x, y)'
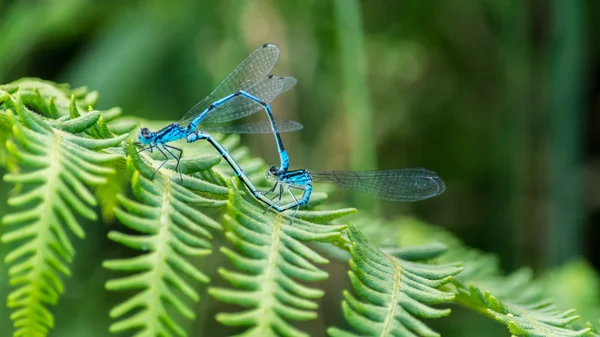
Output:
(209, 178), (347, 337)
(328, 223), (461, 337)
(394, 218), (595, 337)
(1, 78), (96, 118)
(1, 96), (125, 337)
(455, 272), (592, 337)
(103, 142), (226, 336)
(539, 259), (600, 328)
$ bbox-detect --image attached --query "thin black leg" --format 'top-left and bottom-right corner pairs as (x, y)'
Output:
(287, 186), (300, 224)
(137, 144), (153, 153)
(268, 182), (279, 195)
(263, 181), (279, 198)
(152, 145), (170, 179)
(164, 144), (183, 183)
(263, 183), (284, 214)
(269, 191), (281, 202)
(277, 184), (284, 204)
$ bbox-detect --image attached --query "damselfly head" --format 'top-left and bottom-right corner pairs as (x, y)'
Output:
(138, 127), (154, 144)
(266, 166), (280, 180)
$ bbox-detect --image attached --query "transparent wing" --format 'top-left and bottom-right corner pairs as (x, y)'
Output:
(201, 120), (303, 134)
(202, 76), (297, 124)
(178, 43), (280, 126)
(310, 168), (446, 201)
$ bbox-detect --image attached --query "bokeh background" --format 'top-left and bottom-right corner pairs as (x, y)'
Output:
(0, 0), (599, 336)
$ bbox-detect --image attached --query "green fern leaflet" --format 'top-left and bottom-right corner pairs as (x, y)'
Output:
(1, 96), (126, 337)
(210, 178), (355, 337)
(328, 223), (462, 337)
(103, 143), (227, 336)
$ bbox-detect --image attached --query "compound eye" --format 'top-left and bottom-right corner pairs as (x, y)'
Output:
(140, 128), (151, 139)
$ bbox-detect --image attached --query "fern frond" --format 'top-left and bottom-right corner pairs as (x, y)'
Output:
(1, 96), (126, 337)
(540, 259), (600, 328)
(103, 143), (228, 337)
(209, 178), (353, 337)
(0, 78), (127, 141)
(2, 78), (98, 119)
(328, 223), (461, 337)
(456, 270), (592, 337)
(0, 101), (17, 171)
(0, 77), (130, 220)
(394, 218), (595, 337)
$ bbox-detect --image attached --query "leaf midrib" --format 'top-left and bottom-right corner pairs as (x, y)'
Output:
(23, 132), (62, 331)
(147, 177), (174, 335)
(380, 257), (402, 337)
(256, 216), (283, 334)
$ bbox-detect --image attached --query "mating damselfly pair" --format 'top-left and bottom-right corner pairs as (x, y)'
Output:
(137, 43), (445, 221)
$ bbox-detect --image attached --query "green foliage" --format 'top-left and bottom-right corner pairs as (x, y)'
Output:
(328, 224), (461, 337)
(452, 251), (593, 336)
(1, 91), (125, 336)
(1, 78), (599, 337)
(210, 178), (353, 337)
(539, 260), (600, 328)
(102, 143), (225, 336)
(391, 218), (596, 337)
(456, 275), (591, 337)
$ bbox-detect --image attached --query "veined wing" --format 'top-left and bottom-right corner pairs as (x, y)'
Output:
(310, 168), (446, 201)
(201, 120), (303, 134)
(178, 43), (280, 127)
(202, 75), (297, 124)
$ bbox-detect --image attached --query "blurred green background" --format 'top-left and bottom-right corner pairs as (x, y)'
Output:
(0, 0), (599, 336)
